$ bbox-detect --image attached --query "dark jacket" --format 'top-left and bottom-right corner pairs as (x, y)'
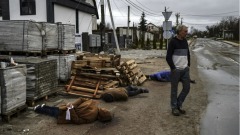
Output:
(101, 88), (128, 102)
(166, 37), (190, 70)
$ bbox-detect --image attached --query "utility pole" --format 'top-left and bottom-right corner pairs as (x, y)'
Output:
(175, 13), (180, 26)
(107, 0), (120, 53)
(100, 0), (105, 52)
(126, 6), (130, 48)
(181, 17), (183, 25)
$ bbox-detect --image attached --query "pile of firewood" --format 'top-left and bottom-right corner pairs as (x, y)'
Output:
(117, 60), (147, 86)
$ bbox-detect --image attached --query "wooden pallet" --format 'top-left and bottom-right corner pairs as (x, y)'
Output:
(0, 49), (76, 57)
(71, 61), (120, 77)
(26, 88), (59, 107)
(66, 75), (119, 99)
(76, 53), (121, 67)
(1, 104), (28, 122)
(0, 51), (44, 57)
(59, 49), (76, 55)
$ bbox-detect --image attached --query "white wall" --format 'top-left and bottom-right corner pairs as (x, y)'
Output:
(9, 0), (47, 21)
(54, 4), (76, 27)
(0, 17), (2, 20)
(78, 11), (92, 34)
(85, 0), (94, 6)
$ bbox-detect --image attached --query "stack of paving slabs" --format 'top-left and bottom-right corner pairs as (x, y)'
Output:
(13, 58), (58, 102)
(66, 53), (121, 98)
(117, 60), (147, 86)
(58, 24), (75, 50)
(47, 54), (76, 82)
(0, 65), (27, 115)
(0, 20), (75, 55)
(0, 20), (42, 52)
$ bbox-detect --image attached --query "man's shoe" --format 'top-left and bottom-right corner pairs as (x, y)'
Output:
(178, 107), (186, 114)
(34, 105), (40, 111)
(41, 104), (45, 108)
(172, 108), (180, 116)
(190, 79), (196, 84)
(139, 88), (149, 93)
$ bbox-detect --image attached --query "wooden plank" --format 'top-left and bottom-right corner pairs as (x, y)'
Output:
(77, 72), (118, 79)
(93, 81), (101, 97)
(68, 91), (101, 99)
(131, 67), (141, 74)
(138, 75), (147, 84)
(66, 75), (76, 92)
(67, 85), (103, 94)
(104, 81), (119, 89)
(75, 76), (98, 83)
(73, 81), (97, 89)
(129, 63), (137, 70)
(126, 60), (135, 65)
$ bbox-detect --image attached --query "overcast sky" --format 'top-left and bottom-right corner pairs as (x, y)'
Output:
(96, 0), (239, 31)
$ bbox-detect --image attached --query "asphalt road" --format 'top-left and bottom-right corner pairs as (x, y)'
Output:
(191, 38), (239, 135)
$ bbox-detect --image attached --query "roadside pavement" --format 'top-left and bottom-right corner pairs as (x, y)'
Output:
(222, 40), (239, 47)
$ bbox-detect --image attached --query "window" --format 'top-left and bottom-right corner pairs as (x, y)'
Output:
(20, 0), (36, 15)
(0, 3), (2, 16)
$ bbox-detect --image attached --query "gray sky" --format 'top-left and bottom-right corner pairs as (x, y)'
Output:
(96, 0), (239, 31)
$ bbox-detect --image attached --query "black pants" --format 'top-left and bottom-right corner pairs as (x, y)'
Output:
(125, 85), (142, 97)
(170, 67), (190, 109)
(35, 105), (60, 118)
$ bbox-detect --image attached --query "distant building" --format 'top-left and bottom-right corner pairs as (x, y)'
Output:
(0, 0), (99, 34)
(222, 30), (234, 40)
(147, 23), (159, 33)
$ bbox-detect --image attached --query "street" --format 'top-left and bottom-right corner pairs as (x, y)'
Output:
(192, 38), (239, 135)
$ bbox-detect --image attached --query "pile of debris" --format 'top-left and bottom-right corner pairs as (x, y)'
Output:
(65, 53), (147, 98)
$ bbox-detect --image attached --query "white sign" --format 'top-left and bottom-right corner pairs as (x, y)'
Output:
(162, 12), (172, 21)
(163, 31), (172, 39)
(163, 21), (172, 31)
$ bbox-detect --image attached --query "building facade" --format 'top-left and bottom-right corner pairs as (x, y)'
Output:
(0, 0), (99, 34)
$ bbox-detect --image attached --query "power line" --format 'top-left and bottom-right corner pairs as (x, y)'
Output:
(112, 0), (125, 17)
(124, 0), (162, 16)
(175, 11), (239, 17)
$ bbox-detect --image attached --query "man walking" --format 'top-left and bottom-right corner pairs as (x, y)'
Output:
(166, 25), (190, 116)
